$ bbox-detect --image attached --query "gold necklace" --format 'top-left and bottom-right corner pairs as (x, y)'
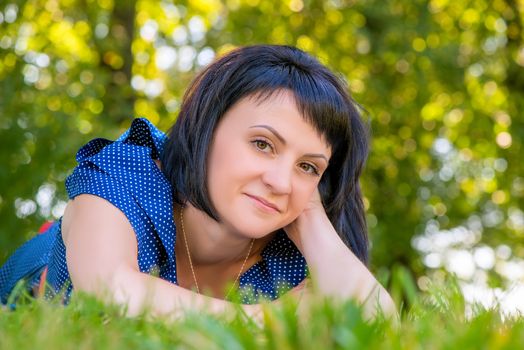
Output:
(178, 208), (255, 300)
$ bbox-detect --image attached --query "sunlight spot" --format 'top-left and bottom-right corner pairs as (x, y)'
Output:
(491, 190), (507, 204)
(481, 167), (495, 180)
(15, 198), (37, 218)
(0, 35), (12, 49)
(197, 47), (215, 66)
(412, 37), (426, 52)
(166, 99), (179, 113)
(135, 51), (149, 65)
(131, 75), (146, 91)
(35, 53), (50, 68)
(144, 79), (164, 98)
(95, 23), (109, 39)
(36, 183), (56, 217)
(155, 46), (177, 70)
(419, 168), (434, 182)
(395, 59), (410, 74)
(172, 26), (188, 45)
(446, 250), (475, 279)
(56, 60), (68, 73)
(433, 137), (452, 155)
(496, 245), (512, 260)
(289, 0), (304, 12)
(418, 187), (431, 200)
(140, 20), (158, 42)
(5, 4), (18, 23)
(517, 47), (524, 67)
(461, 284), (496, 309)
(496, 131), (512, 148)
(23, 64), (39, 84)
(473, 246), (495, 269)
(188, 16), (206, 42)
(424, 253), (442, 268)
(483, 208), (503, 227)
(162, 3), (180, 20)
(438, 166), (454, 181)
(78, 119), (92, 134)
(468, 63), (483, 77)
(494, 18), (507, 33)
(493, 158), (507, 172)
(500, 285), (524, 316)
(508, 208), (524, 231)
(52, 200), (67, 219)
(178, 45), (196, 72)
(356, 38), (370, 54)
(496, 260), (524, 280)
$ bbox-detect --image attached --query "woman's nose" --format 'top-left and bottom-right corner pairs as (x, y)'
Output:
(261, 160), (293, 195)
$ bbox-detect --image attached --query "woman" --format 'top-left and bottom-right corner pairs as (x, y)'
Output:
(0, 45), (395, 319)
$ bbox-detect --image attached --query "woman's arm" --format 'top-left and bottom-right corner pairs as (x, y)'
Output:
(284, 191), (397, 319)
(62, 194), (262, 321)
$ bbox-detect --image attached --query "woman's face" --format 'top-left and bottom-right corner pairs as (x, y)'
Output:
(207, 90), (332, 238)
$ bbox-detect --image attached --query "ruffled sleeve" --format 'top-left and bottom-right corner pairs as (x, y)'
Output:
(64, 118), (177, 273)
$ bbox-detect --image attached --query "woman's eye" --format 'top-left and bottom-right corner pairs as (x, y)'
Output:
(299, 163), (320, 176)
(252, 139), (273, 152)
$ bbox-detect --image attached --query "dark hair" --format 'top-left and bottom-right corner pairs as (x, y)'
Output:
(161, 45), (370, 264)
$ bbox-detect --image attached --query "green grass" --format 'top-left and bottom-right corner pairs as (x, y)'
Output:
(1, 279), (524, 350)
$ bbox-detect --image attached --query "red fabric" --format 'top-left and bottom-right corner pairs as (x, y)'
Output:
(37, 221), (53, 234)
(36, 221), (53, 297)
(37, 267), (48, 297)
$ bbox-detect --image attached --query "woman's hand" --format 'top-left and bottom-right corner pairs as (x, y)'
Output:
(282, 188), (398, 320)
(283, 187), (336, 256)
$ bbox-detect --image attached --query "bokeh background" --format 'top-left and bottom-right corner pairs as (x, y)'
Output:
(1, 0), (523, 311)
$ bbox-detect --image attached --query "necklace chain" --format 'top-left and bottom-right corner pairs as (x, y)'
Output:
(178, 208), (255, 300)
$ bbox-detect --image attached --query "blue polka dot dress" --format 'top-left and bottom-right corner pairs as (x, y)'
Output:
(0, 118), (307, 305)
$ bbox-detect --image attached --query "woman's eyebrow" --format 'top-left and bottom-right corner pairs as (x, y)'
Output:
(249, 125), (286, 145)
(249, 124), (329, 163)
(305, 153), (329, 163)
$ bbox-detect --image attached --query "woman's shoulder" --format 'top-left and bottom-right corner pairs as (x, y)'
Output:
(64, 118), (177, 264)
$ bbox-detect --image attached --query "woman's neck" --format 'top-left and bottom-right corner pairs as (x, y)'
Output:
(174, 204), (274, 266)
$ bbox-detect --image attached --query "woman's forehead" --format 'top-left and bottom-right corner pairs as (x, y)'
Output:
(219, 91), (332, 155)
(257, 91), (329, 137)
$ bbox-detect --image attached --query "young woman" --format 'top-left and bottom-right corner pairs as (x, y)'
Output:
(0, 45), (395, 319)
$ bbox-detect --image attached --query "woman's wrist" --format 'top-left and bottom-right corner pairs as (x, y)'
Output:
(293, 209), (347, 259)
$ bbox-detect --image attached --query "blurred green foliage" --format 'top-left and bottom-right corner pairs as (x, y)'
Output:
(2, 276), (524, 349)
(0, 0), (523, 295)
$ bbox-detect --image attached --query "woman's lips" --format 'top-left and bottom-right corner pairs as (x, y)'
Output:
(245, 194), (280, 213)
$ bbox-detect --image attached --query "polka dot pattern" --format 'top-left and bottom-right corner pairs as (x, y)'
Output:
(0, 222), (59, 304)
(0, 118), (307, 305)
